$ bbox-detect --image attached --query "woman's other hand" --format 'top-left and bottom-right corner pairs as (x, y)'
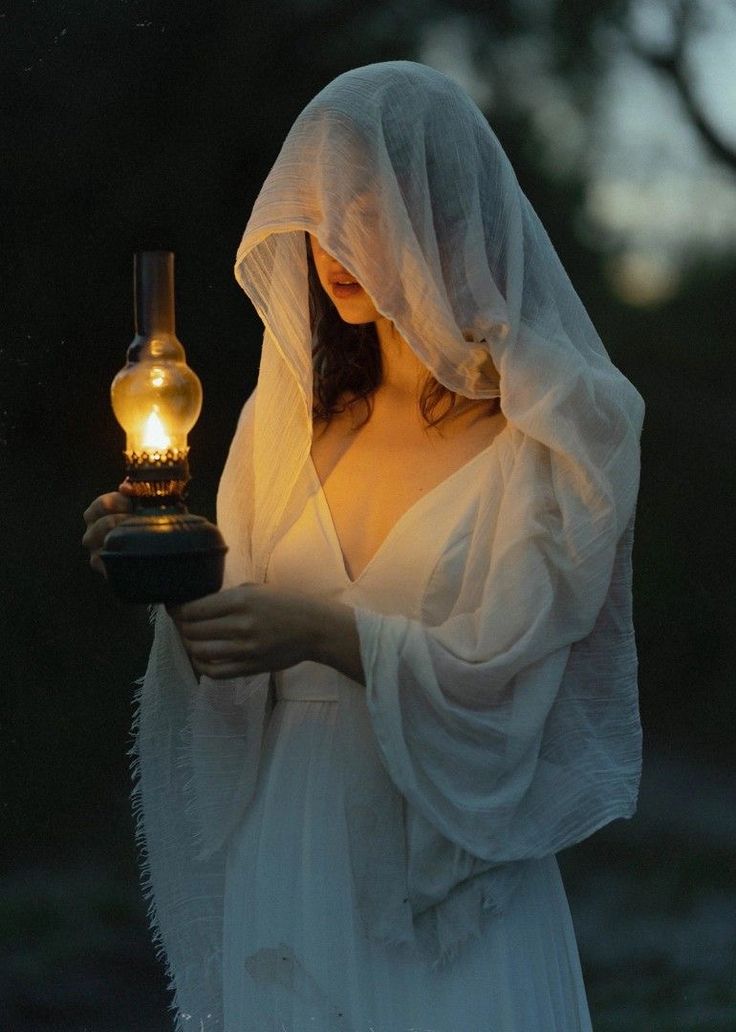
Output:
(82, 488), (133, 576)
(170, 584), (365, 684)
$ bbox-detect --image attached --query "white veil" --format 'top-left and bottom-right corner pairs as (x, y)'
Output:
(132, 62), (644, 1027)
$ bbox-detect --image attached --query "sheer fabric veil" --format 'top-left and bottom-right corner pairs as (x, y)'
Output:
(132, 62), (644, 1027)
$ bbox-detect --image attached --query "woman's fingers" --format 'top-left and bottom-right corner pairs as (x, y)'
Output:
(82, 492), (135, 577)
(172, 584), (258, 623)
(176, 616), (251, 641)
(170, 583), (312, 678)
(184, 638), (245, 662)
(89, 553), (107, 577)
(82, 491), (133, 528)
(81, 511), (131, 554)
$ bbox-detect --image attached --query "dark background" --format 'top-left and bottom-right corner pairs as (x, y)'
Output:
(2, 2), (734, 1030)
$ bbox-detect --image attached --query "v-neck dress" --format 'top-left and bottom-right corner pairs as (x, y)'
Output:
(222, 442), (593, 1032)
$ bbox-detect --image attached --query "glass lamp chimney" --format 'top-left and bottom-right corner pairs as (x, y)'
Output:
(111, 252), (201, 471)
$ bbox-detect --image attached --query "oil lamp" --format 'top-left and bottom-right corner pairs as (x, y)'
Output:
(100, 251), (227, 604)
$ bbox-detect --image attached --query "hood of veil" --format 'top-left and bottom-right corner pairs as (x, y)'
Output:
(228, 60), (644, 583)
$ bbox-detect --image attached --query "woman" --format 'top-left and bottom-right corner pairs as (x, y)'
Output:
(84, 62), (643, 1031)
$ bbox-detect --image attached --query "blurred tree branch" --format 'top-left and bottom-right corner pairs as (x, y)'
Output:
(629, 0), (736, 171)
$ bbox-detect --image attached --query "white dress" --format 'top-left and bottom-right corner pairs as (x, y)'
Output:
(221, 445), (593, 1032)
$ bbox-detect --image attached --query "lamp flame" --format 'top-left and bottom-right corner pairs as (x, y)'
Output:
(142, 410), (172, 451)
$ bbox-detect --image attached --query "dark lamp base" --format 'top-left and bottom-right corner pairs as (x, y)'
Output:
(100, 512), (227, 605)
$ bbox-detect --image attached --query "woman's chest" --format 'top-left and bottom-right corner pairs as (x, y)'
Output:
(269, 452), (490, 623)
(310, 411), (504, 582)
(314, 442), (449, 564)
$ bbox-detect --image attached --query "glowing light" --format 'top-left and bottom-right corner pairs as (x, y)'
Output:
(142, 410), (171, 451)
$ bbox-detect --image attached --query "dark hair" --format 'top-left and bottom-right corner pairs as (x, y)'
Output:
(307, 241), (460, 429)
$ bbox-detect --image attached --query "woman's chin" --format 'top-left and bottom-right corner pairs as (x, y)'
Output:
(328, 288), (380, 326)
(337, 313), (377, 326)
(332, 302), (379, 325)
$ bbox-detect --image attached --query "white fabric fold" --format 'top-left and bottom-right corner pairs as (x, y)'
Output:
(357, 521), (640, 864)
(131, 608), (226, 1029)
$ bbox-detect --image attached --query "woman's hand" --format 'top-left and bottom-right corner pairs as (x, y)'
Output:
(82, 488), (134, 576)
(170, 583), (365, 684)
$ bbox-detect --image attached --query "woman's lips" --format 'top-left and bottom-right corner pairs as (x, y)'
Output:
(331, 282), (362, 299)
(329, 272), (362, 300)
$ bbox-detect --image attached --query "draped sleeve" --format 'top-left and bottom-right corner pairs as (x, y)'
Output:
(356, 522), (640, 863)
(340, 418), (642, 961)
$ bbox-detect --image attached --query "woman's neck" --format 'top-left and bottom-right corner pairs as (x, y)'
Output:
(374, 317), (429, 401)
